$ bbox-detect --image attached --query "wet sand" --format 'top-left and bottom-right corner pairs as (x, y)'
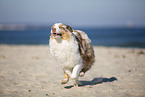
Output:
(0, 45), (145, 97)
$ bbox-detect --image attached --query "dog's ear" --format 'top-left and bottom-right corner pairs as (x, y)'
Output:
(66, 25), (73, 32)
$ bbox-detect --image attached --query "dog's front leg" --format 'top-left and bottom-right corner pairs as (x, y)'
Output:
(71, 64), (83, 86)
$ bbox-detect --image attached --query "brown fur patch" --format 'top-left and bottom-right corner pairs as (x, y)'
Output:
(61, 31), (71, 41)
(59, 24), (71, 41)
(72, 30), (95, 73)
(66, 25), (73, 32)
(64, 73), (70, 79)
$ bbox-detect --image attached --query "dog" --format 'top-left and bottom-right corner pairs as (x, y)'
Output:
(49, 23), (95, 86)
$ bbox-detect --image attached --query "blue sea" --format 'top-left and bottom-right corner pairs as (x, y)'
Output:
(0, 27), (145, 48)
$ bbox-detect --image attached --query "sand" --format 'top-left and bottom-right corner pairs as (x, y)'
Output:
(0, 45), (145, 97)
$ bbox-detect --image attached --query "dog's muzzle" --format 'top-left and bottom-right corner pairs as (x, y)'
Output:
(52, 33), (62, 37)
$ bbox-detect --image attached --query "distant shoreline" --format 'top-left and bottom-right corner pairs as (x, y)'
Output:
(0, 24), (145, 31)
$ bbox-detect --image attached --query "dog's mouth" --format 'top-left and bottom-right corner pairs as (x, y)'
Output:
(52, 33), (62, 37)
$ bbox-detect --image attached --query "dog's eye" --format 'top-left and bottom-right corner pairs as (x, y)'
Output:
(59, 26), (65, 29)
(51, 27), (56, 31)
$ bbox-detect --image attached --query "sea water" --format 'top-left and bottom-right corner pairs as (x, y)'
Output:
(0, 28), (145, 48)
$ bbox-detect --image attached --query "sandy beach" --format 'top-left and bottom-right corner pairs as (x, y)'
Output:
(0, 45), (145, 97)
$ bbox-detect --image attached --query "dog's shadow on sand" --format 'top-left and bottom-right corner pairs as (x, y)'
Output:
(64, 77), (117, 89)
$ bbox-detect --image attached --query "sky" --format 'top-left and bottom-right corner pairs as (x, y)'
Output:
(0, 0), (145, 27)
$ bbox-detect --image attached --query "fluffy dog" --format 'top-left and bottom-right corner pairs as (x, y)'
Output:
(49, 23), (95, 86)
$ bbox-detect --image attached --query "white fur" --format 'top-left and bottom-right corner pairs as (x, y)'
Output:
(49, 32), (83, 83)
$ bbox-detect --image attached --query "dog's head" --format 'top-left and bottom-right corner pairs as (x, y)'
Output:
(50, 23), (73, 41)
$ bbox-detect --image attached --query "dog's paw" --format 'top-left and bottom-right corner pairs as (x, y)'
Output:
(61, 78), (69, 84)
(79, 72), (85, 77)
